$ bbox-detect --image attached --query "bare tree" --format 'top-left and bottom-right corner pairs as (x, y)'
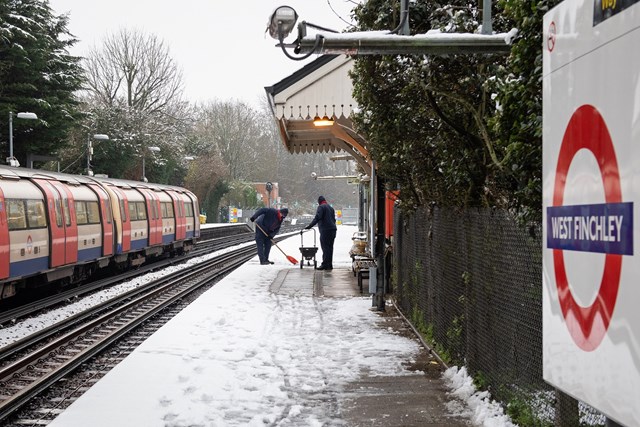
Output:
(78, 28), (192, 182)
(84, 28), (184, 114)
(195, 100), (267, 180)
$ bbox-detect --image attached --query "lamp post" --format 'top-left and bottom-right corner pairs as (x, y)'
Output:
(86, 134), (109, 176)
(8, 111), (38, 167)
(265, 181), (273, 208)
(142, 146), (161, 182)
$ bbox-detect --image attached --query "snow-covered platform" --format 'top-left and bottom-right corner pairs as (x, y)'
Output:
(46, 226), (507, 426)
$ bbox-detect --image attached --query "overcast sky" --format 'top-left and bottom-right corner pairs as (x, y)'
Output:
(48, 0), (361, 106)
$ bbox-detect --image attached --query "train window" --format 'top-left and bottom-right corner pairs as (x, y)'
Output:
(7, 199), (27, 230)
(128, 202), (138, 221)
(120, 200), (127, 222)
(152, 201), (158, 220)
(184, 202), (193, 218)
(161, 202), (174, 218)
(136, 202), (147, 220)
(7, 199), (47, 230)
(87, 201), (100, 224)
(75, 201), (88, 225)
(105, 203), (113, 224)
(63, 199), (71, 226)
(54, 198), (63, 227)
(26, 200), (46, 228)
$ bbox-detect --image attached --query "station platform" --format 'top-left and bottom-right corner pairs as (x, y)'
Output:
(48, 226), (475, 427)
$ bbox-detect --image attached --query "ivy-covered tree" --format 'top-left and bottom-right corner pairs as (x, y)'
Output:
(351, 0), (513, 211)
(490, 0), (563, 224)
(0, 0), (83, 166)
(350, 0), (554, 224)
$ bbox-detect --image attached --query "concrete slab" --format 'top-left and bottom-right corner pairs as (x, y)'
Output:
(315, 267), (365, 298)
(339, 313), (472, 426)
(270, 266), (473, 427)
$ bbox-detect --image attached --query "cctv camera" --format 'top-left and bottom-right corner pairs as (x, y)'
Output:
(311, 172), (317, 180)
(267, 6), (298, 40)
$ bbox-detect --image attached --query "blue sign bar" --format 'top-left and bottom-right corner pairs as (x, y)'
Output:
(547, 202), (634, 255)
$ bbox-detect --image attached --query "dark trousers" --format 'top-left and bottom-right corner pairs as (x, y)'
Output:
(255, 232), (272, 262)
(320, 229), (336, 268)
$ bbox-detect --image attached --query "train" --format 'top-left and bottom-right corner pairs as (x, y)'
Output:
(0, 165), (200, 300)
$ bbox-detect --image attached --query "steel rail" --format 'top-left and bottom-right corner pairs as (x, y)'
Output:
(0, 233), (255, 325)
(0, 246), (256, 422)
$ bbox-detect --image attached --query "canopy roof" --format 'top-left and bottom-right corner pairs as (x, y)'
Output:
(265, 55), (371, 174)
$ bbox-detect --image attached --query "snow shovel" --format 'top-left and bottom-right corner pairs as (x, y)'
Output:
(254, 222), (299, 265)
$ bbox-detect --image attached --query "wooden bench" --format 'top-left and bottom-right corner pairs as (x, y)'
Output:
(352, 256), (376, 293)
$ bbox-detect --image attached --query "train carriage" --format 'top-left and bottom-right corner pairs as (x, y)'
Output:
(151, 183), (200, 252)
(0, 178), (49, 282)
(0, 166), (200, 300)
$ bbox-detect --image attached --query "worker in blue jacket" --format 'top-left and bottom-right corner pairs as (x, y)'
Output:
(304, 196), (337, 270)
(250, 207), (288, 265)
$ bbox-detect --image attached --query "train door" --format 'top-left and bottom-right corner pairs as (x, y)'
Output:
(186, 192), (201, 238)
(51, 181), (78, 264)
(32, 178), (77, 267)
(0, 187), (9, 279)
(88, 184), (113, 256)
(167, 191), (186, 240)
(139, 189), (161, 246)
(110, 186), (130, 252)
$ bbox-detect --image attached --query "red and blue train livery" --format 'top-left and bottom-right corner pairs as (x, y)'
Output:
(0, 166), (200, 300)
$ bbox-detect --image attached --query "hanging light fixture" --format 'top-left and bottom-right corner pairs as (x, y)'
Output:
(313, 105), (334, 127)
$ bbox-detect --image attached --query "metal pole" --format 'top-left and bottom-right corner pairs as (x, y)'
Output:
(482, 0), (493, 34)
(297, 32), (511, 55)
(8, 112), (13, 162)
(86, 134), (92, 175)
(375, 176), (386, 311)
(142, 155), (146, 181)
(370, 160), (376, 258)
(400, 0), (410, 35)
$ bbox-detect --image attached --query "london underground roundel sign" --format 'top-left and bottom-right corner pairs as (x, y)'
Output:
(547, 104), (633, 351)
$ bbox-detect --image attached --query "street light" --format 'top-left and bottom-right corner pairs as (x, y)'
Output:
(7, 111), (38, 167)
(142, 146), (161, 182)
(86, 134), (109, 176)
(266, 181), (273, 208)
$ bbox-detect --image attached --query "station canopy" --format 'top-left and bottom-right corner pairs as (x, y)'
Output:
(264, 55), (371, 175)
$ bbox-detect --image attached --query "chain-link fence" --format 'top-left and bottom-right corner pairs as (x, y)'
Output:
(392, 206), (606, 426)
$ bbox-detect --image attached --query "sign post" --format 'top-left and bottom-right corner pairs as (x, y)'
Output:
(543, 1), (640, 425)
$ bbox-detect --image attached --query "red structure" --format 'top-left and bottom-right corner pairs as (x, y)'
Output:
(385, 191), (399, 239)
(253, 182), (280, 208)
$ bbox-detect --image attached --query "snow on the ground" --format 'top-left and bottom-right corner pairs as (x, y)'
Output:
(2, 224), (516, 426)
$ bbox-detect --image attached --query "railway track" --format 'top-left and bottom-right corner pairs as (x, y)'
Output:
(0, 226), (299, 326)
(0, 244), (257, 424)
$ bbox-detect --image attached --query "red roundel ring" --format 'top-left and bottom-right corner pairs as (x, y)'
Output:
(552, 104), (622, 351)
